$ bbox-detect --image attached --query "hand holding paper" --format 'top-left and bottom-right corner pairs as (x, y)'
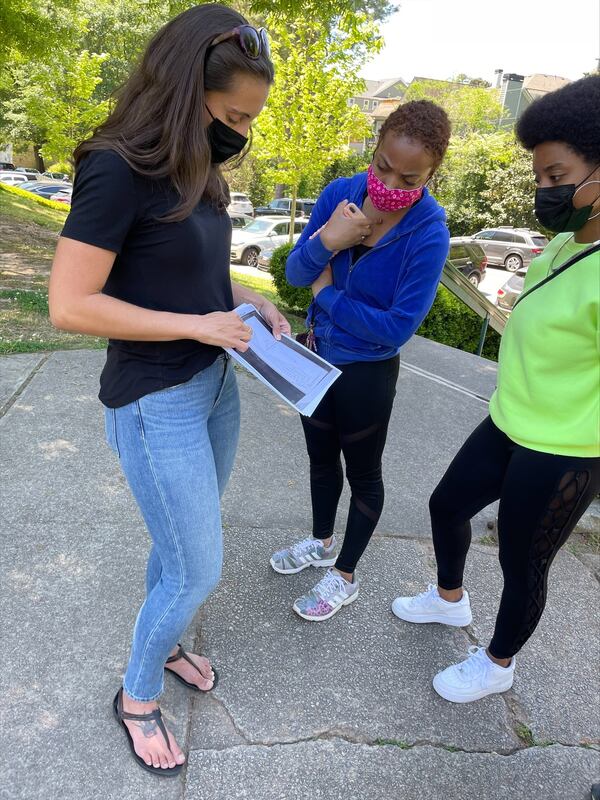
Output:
(226, 304), (340, 416)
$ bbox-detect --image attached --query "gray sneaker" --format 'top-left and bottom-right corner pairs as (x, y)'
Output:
(270, 536), (337, 574)
(293, 568), (359, 621)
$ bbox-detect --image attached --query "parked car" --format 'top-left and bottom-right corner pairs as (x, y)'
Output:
(15, 167), (42, 180)
(15, 180), (40, 190)
(32, 184), (71, 199)
(231, 216), (308, 267)
(228, 211), (253, 229)
(43, 171), (71, 182)
(257, 244), (277, 271)
(228, 192), (253, 216)
(0, 161), (16, 171)
(496, 268), (527, 311)
(447, 238), (487, 287)
(254, 198), (316, 217)
(20, 181), (71, 198)
(0, 171), (29, 186)
(50, 189), (72, 204)
(469, 227), (548, 272)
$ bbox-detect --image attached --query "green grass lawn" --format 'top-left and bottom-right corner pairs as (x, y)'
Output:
(231, 270), (305, 335)
(0, 273), (304, 355)
(0, 185), (68, 231)
(0, 185), (304, 354)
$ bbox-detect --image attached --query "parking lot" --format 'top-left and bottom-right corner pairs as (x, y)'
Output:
(232, 258), (513, 309)
(478, 265), (512, 303)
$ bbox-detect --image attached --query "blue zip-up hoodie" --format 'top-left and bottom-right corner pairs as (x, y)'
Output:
(286, 172), (450, 364)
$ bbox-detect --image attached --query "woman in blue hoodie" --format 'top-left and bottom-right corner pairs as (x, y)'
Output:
(269, 100), (451, 621)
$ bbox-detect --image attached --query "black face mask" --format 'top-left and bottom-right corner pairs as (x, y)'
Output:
(534, 166), (600, 233)
(205, 105), (248, 164)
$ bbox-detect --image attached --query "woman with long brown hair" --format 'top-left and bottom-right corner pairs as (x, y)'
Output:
(49, 3), (286, 776)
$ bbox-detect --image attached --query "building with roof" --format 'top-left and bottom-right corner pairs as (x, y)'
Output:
(349, 75), (485, 153)
(499, 72), (571, 127)
(349, 77), (406, 153)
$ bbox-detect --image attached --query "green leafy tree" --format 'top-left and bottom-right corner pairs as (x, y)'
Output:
(79, 0), (174, 102)
(3, 50), (109, 168)
(249, 0), (396, 23)
(479, 143), (538, 231)
(453, 73), (492, 88)
(319, 151), (371, 192)
(0, 0), (75, 63)
(0, 52), (48, 169)
(226, 153), (273, 207)
(256, 13), (380, 241)
(404, 79), (506, 135)
(433, 131), (538, 236)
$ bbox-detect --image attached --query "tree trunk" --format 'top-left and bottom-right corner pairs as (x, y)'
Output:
(33, 145), (45, 173)
(288, 184), (298, 246)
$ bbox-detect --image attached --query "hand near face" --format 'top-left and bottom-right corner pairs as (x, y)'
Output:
(318, 200), (372, 251)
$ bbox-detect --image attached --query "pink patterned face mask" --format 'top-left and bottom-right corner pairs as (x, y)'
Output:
(367, 163), (424, 212)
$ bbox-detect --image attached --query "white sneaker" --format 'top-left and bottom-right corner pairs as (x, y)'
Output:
(293, 568), (359, 622)
(433, 646), (515, 703)
(391, 583), (472, 627)
(270, 536), (337, 574)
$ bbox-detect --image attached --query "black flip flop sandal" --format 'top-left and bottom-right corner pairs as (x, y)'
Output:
(113, 688), (183, 778)
(164, 643), (219, 693)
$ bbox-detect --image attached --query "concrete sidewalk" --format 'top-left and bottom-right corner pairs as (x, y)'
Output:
(1, 338), (598, 800)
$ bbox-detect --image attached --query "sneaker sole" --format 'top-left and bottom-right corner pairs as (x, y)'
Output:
(432, 673), (514, 703)
(293, 589), (359, 621)
(270, 556), (337, 575)
(391, 604), (472, 627)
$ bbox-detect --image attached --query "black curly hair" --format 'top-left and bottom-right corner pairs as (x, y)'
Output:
(377, 100), (451, 169)
(516, 75), (600, 164)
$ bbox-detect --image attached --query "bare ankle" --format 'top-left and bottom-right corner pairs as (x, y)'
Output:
(486, 648), (511, 668)
(122, 691), (157, 710)
(438, 586), (463, 603)
(333, 567), (354, 583)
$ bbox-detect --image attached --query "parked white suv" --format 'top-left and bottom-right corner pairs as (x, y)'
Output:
(230, 216), (308, 267)
(0, 171), (28, 186)
(228, 192), (253, 216)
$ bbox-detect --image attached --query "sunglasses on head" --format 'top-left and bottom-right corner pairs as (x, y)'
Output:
(209, 25), (270, 60)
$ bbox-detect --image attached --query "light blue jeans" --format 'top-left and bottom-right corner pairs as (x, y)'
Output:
(104, 354), (240, 701)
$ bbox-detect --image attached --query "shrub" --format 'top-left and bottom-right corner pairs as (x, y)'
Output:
(417, 285), (500, 361)
(269, 243), (312, 313)
(47, 162), (73, 178)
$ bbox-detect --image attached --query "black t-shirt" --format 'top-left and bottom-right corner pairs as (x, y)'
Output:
(61, 149), (234, 408)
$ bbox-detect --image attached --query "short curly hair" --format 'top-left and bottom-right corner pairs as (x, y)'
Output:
(377, 100), (451, 169)
(516, 75), (600, 164)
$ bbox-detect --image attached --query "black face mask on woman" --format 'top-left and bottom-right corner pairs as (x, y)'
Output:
(534, 166), (600, 233)
(205, 105), (248, 164)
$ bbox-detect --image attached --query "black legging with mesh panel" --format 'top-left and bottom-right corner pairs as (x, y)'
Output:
(300, 355), (400, 575)
(430, 415), (600, 659)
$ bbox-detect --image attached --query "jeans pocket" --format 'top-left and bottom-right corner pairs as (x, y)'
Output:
(104, 407), (120, 457)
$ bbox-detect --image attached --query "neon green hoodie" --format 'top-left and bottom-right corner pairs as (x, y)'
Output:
(489, 233), (600, 457)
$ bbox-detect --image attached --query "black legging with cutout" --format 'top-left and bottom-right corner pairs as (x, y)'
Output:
(300, 355), (400, 575)
(430, 415), (600, 659)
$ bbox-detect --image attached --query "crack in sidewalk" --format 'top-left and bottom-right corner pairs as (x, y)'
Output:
(188, 703), (598, 758)
(198, 689), (600, 758)
(0, 352), (51, 419)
